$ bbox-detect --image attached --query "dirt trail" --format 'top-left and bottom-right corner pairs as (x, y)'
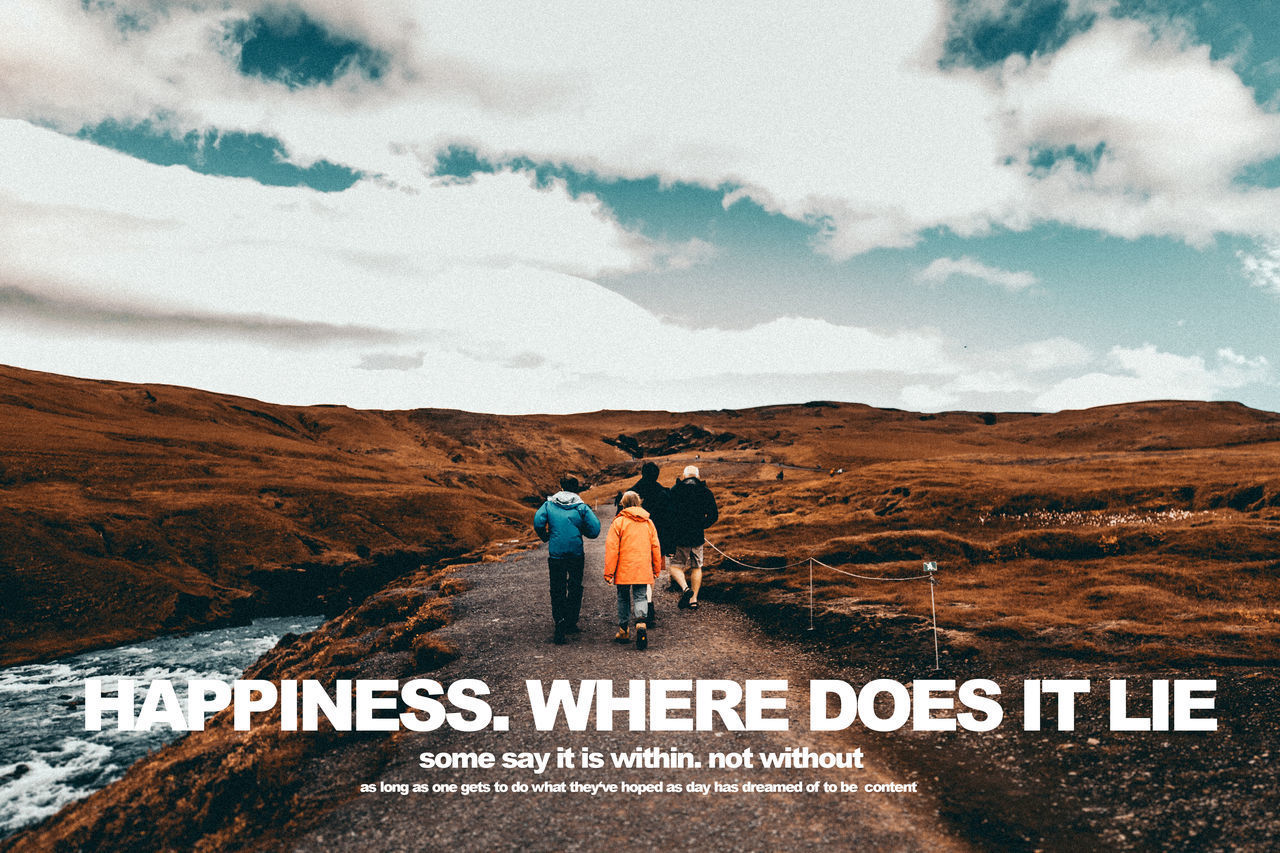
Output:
(294, 510), (966, 852)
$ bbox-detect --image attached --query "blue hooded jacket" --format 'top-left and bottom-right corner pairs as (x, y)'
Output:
(534, 491), (601, 557)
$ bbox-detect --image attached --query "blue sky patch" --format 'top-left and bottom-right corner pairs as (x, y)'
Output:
(433, 146), (813, 248)
(1234, 156), (1280, 189)
(229, 10), (386, 88)
(1115, 0), (1280, 106)
(81, 1), (151, 34)
(77, 119), (362, 192)
(1028, 142), (1108, 176)
(942, 0), (1095, 68)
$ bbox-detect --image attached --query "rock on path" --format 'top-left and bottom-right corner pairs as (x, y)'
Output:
(295, 510), (965, 852)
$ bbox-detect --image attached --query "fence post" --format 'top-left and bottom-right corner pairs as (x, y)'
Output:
(808, 558), (814, 631)
(924, 561), (940, 670)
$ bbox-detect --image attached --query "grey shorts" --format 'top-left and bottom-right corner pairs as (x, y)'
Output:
(670, 545), (704, 570)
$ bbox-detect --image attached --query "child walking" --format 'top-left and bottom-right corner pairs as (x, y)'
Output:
(604, 491), (663, 650)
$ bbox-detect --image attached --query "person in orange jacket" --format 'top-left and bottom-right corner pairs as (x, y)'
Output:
(604, 491), (663, 650)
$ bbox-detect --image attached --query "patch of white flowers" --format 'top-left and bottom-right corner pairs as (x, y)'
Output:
(977, 509), (1204, 527)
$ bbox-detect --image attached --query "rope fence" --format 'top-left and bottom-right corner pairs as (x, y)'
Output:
(590, 498), (942, 668)
(703, 540), (811, 570)
(704, 539), (942, 670)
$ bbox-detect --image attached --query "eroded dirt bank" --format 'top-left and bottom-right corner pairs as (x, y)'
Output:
(2, 557), (473, 852)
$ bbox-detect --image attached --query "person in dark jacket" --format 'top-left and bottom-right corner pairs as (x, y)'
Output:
(627, 461), (671, 624)
(533, 475), (601, 643)
(666, 465), (718, 610)
(628, 462), (671, 547)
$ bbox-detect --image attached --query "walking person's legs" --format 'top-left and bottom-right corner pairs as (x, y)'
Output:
(565, 554), (584, 632)
(614, 585), (630, 643)
(687, 545), (704, 608)
(672, 547), (697, 608)
(631, 584), (649, 650)
(669, 551), (690, 597)
(548, 556), (569, 643)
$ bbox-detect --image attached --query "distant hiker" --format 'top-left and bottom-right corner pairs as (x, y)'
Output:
(627, 461), (672, 623)
(666, 465), (718, 611)
(534, 475), (601, 644)
(777, 469), (784, 481)
(604, 491), (662, 650)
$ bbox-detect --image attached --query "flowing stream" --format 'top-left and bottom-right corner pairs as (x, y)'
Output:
(0, 615), (323, 838)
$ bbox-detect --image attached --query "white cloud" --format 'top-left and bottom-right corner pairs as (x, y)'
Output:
(0, 120), (962, 411)
(901, 383), (960, 411)
(1004, 17), (1280, 244)
(0, 119), (653, 321)
(999, 337), (1094, 372)
(1238, 239), (1280, 295)
(917, 255), (1038, 290)
(3, 3), (1278, 258)
(1034, 344), (1271, 411)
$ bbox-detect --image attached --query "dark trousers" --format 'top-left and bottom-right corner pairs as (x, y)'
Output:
(548, 554), (585, 627)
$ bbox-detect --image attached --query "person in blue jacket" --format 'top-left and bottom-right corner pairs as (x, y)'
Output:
(534, 475), (601, 644)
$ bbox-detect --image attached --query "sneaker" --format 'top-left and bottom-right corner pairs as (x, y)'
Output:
(614, 627), (630, 644)
(635, 623), (648, 651)
(678, 588), (693, 609)
(553, 624), (566, 645)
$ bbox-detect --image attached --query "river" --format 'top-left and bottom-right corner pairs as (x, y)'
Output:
(0, 615), (324, 838)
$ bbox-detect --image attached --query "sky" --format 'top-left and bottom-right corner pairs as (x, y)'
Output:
(1, 1), (1278, 415)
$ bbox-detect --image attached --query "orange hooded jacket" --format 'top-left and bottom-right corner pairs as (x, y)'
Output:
(604, 506), (663, 585)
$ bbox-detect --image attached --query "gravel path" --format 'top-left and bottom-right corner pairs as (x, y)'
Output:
(294, 510), (966, 852)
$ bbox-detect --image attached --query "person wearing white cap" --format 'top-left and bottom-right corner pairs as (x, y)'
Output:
(665, 465), (718, 610)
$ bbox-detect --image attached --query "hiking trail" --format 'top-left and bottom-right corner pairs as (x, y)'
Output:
(295, 509), (966, 852)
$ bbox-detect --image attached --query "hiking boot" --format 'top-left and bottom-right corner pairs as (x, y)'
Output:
(553, 623), (566, 645)
(635, 623), (648, 651)
(647, 601), (656, 627)
(614, 627), (630, 644)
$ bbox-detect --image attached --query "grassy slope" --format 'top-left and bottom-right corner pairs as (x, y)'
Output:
(589, 402), (1280, 663)
(0, 365), (631, 664)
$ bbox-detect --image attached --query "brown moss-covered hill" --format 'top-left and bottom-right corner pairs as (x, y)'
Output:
(0, 365), (732, 665)
(0, 366), (828, 665)
(4, 364), (1280, 670)
(589, 401), (1280, 665)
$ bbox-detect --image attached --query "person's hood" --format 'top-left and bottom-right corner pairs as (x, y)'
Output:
(618, 506), (651, 521)
(676, 477), (703, 487)
(550, 491), (583, 506)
